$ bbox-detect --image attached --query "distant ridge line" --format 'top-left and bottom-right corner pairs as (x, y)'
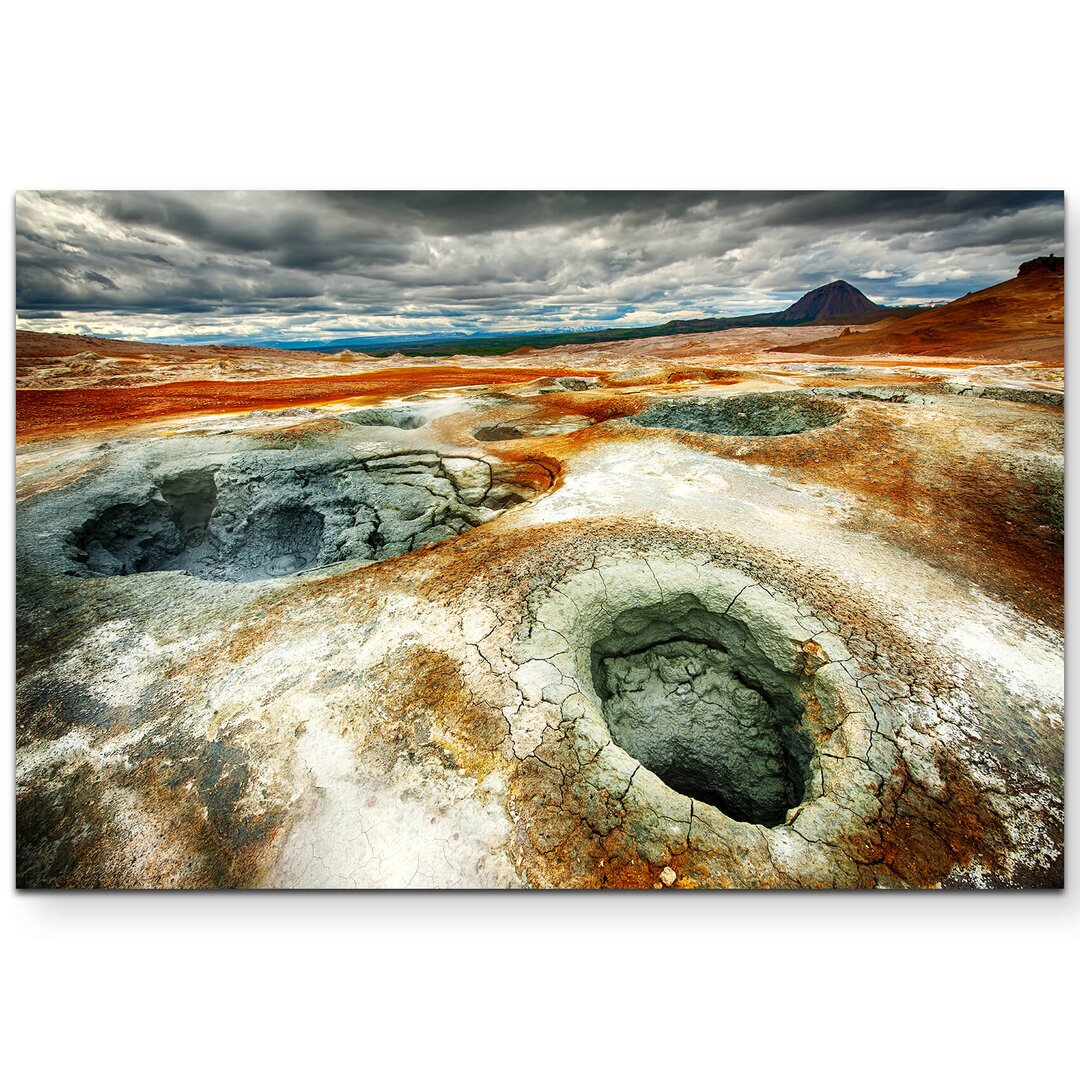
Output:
(264, 280), (921, 357)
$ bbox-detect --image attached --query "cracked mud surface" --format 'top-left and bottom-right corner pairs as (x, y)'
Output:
(59, 443), (550, 582)
(15, 328), (1064, 889)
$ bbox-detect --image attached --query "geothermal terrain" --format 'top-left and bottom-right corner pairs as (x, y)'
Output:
(15, 260), (1064, 888)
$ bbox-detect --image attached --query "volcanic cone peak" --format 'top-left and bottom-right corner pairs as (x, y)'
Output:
(775, 279), (882, 323)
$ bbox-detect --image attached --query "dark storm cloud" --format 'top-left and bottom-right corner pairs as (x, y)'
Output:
(756, 190), (1054, 229)
(320, 190), (765, 234)
(15, 190), (1064, 342)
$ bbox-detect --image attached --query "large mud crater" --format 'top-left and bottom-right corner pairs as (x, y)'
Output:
(70, 450), (551, 582)
(590, 595), (813, 825)
(629, 391), (844, 437)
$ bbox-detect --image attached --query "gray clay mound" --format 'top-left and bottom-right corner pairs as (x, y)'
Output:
(628, 391), (845, 437)
(338, 406), (432, 429)
(815, 383), (1064, 409)
(948, 385), (1064, 408)
(69, 450), (548, 583)
(474, 417), (594, 442)
(536, 376), (599, 394)
(590, 596), (813, 825)
(474, 424), (528, 442)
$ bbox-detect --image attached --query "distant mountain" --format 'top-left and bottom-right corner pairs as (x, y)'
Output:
(772, 280), (883, 323)
(770, 257), (1064, 364)
(340, 280), (918, 358)
(13, 330), (343, 361)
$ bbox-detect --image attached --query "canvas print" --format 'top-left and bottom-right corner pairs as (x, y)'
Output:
(14, 191), (1064, 889)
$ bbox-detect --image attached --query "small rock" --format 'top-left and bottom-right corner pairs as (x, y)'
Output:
(660, 866), (677, 887)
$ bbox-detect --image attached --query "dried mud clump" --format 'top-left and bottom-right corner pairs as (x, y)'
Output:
(629, 391), (845, 437)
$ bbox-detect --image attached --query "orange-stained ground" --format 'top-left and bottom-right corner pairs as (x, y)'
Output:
(14, 365), (601, 443)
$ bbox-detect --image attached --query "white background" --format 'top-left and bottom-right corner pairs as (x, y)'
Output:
(2, 3), (1075, 1077)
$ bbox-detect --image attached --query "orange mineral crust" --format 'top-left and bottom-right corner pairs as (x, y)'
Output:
(14, 365), (602, 443)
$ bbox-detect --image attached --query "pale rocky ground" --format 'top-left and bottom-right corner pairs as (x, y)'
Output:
(15, 327), (1064, 888)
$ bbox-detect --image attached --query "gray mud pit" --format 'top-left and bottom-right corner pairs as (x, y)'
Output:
(474, 424), (529, 442)
(474, 417), (594, 442)
(535, 376), (599, 394)
(629, 391), (845, 436)
(338, 406), (432, 429)
(591, 596), (812, 825)
(65, 448), (550, 583)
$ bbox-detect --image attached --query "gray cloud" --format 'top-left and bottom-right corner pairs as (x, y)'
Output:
(15, 190), (1065, 343)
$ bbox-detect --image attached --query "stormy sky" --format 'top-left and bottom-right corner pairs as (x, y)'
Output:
(15, 190), (1065, 344)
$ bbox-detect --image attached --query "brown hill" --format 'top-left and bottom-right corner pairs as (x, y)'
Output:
(770, 258), (1064, 364)
(14, 330), (340, 362)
